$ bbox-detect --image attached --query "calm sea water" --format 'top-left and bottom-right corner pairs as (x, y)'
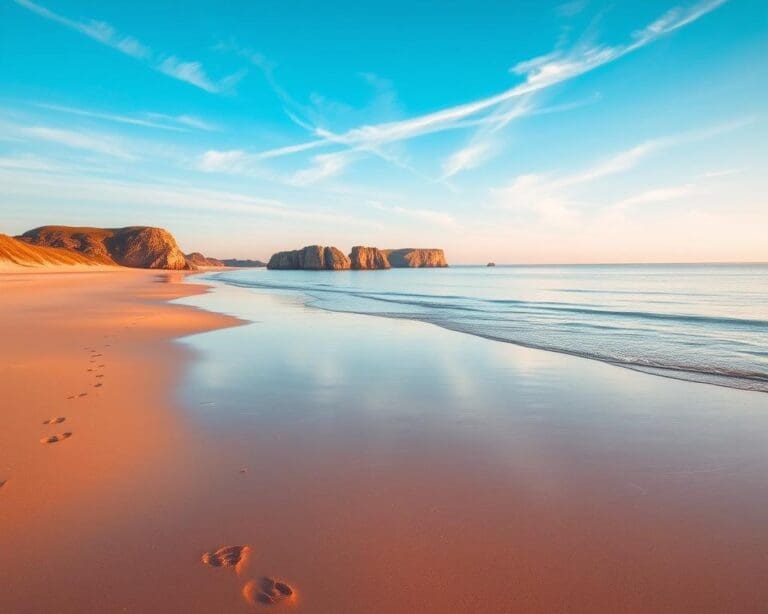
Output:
(211, 264), (768, 392)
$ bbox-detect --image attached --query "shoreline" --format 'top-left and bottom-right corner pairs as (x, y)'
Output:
(3, 268), (768, 612)
(207, 266), (768, 394)
(177, 276), (768, 613)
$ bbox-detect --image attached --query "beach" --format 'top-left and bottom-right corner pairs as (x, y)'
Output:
(0, 270), (242, 611)
(2, 269), (768, 613)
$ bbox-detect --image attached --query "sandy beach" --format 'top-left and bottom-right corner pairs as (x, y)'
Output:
(4, 0), (765, 609)
(2, 269), (767, 613)
(0, 270), (243, 612)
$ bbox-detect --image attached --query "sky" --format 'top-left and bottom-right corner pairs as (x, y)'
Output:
(1, 0), (766, 263)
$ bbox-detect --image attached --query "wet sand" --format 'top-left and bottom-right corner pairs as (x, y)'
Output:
(0, 270), (243, 612)
(2, 270), (768, 613)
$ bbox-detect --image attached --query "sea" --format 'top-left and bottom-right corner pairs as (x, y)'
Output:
(209, 264), (768, 393)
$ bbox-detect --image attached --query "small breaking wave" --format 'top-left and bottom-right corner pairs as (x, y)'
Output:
(212, 268), (768, 393)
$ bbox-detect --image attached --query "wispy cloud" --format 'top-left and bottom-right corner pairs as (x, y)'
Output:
(239, 0), (726, 174)
(171, 115), (218, 131)
(13, 0), (244, 93)
(290, 151), (356, 185)
(0, 155), (66, 172)
(440, 96), (534, 179)
(195, 147), (356, 187)
(613, 184), (699, 209)
(369, 201), (457, 228)
(157, 57), (245, 94)
(0, 165), (381, 231)
(495, 118), (748, 219)
(698, 168), (744, 179)
(13, 0), (150, 59)
(197, 149), (249, 173)
(19, 125), (137, 160)
(556, 1), (588, 18)
(35, 104), (220, 132)
(442, 142), (495, 179)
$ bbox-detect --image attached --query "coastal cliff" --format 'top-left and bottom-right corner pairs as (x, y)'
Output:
(185, 252), (224, 267)
(350, 246), (391, 270)
(267, 245), (351, 270)
(20, 226), (192, 270)
(383, 248), (448, 268)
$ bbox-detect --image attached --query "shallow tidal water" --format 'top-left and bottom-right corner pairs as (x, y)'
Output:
(172, 274), (768, 613)
(212, 264), (768, 392)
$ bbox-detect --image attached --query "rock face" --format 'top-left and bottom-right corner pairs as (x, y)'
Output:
(185, 252), (224, 267)
(267, 245), (351, 270)
(220, 258), (266, 268)
(383, 248), (448, 268)
(19, 226), (192, 270)
(349, 246), (391, 270)
(268, 245), (448, 270)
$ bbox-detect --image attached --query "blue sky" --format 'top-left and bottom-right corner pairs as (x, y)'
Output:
(1, 0), (766, 262)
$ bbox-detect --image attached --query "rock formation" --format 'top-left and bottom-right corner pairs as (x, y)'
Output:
(268, 245), (448, 270)
(19, 226), (192, 270)
(185, 252), (224, 267)
(349, 246), (391, 270)
(487, 262), (496, 267)
(267, 245), (351, 270)
(382, 248), (448, 268)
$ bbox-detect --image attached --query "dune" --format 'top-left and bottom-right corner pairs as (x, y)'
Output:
(0, 234), (110, 272)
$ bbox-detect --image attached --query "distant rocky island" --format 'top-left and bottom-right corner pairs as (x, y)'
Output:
(267, 245), (448, 270)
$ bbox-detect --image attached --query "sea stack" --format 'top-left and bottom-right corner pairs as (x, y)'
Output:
(349, 246), (391, 270)
(268, 245), (448, 270)
(267, 245), (351, 270)
(383, 248), (448, 268)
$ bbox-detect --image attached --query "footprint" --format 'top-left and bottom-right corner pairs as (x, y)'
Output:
(87, 368), (95, 372)
(66, 395), (76, 400)
(243, 577), (295, 606)
(92, 353), (103, 358)
(201, 545), (250, 571)
(96, 374), (104, 379)
(43, 417), (66, 425)
(94, 383), (103, 388)
(98, 364), (106, 368)
(78, 393), (88, 398)
(40, 432), (73, 444)
(0, 480), (6, 489)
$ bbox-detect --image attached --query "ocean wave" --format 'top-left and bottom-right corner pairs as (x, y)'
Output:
(212, 269), (768, 393)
